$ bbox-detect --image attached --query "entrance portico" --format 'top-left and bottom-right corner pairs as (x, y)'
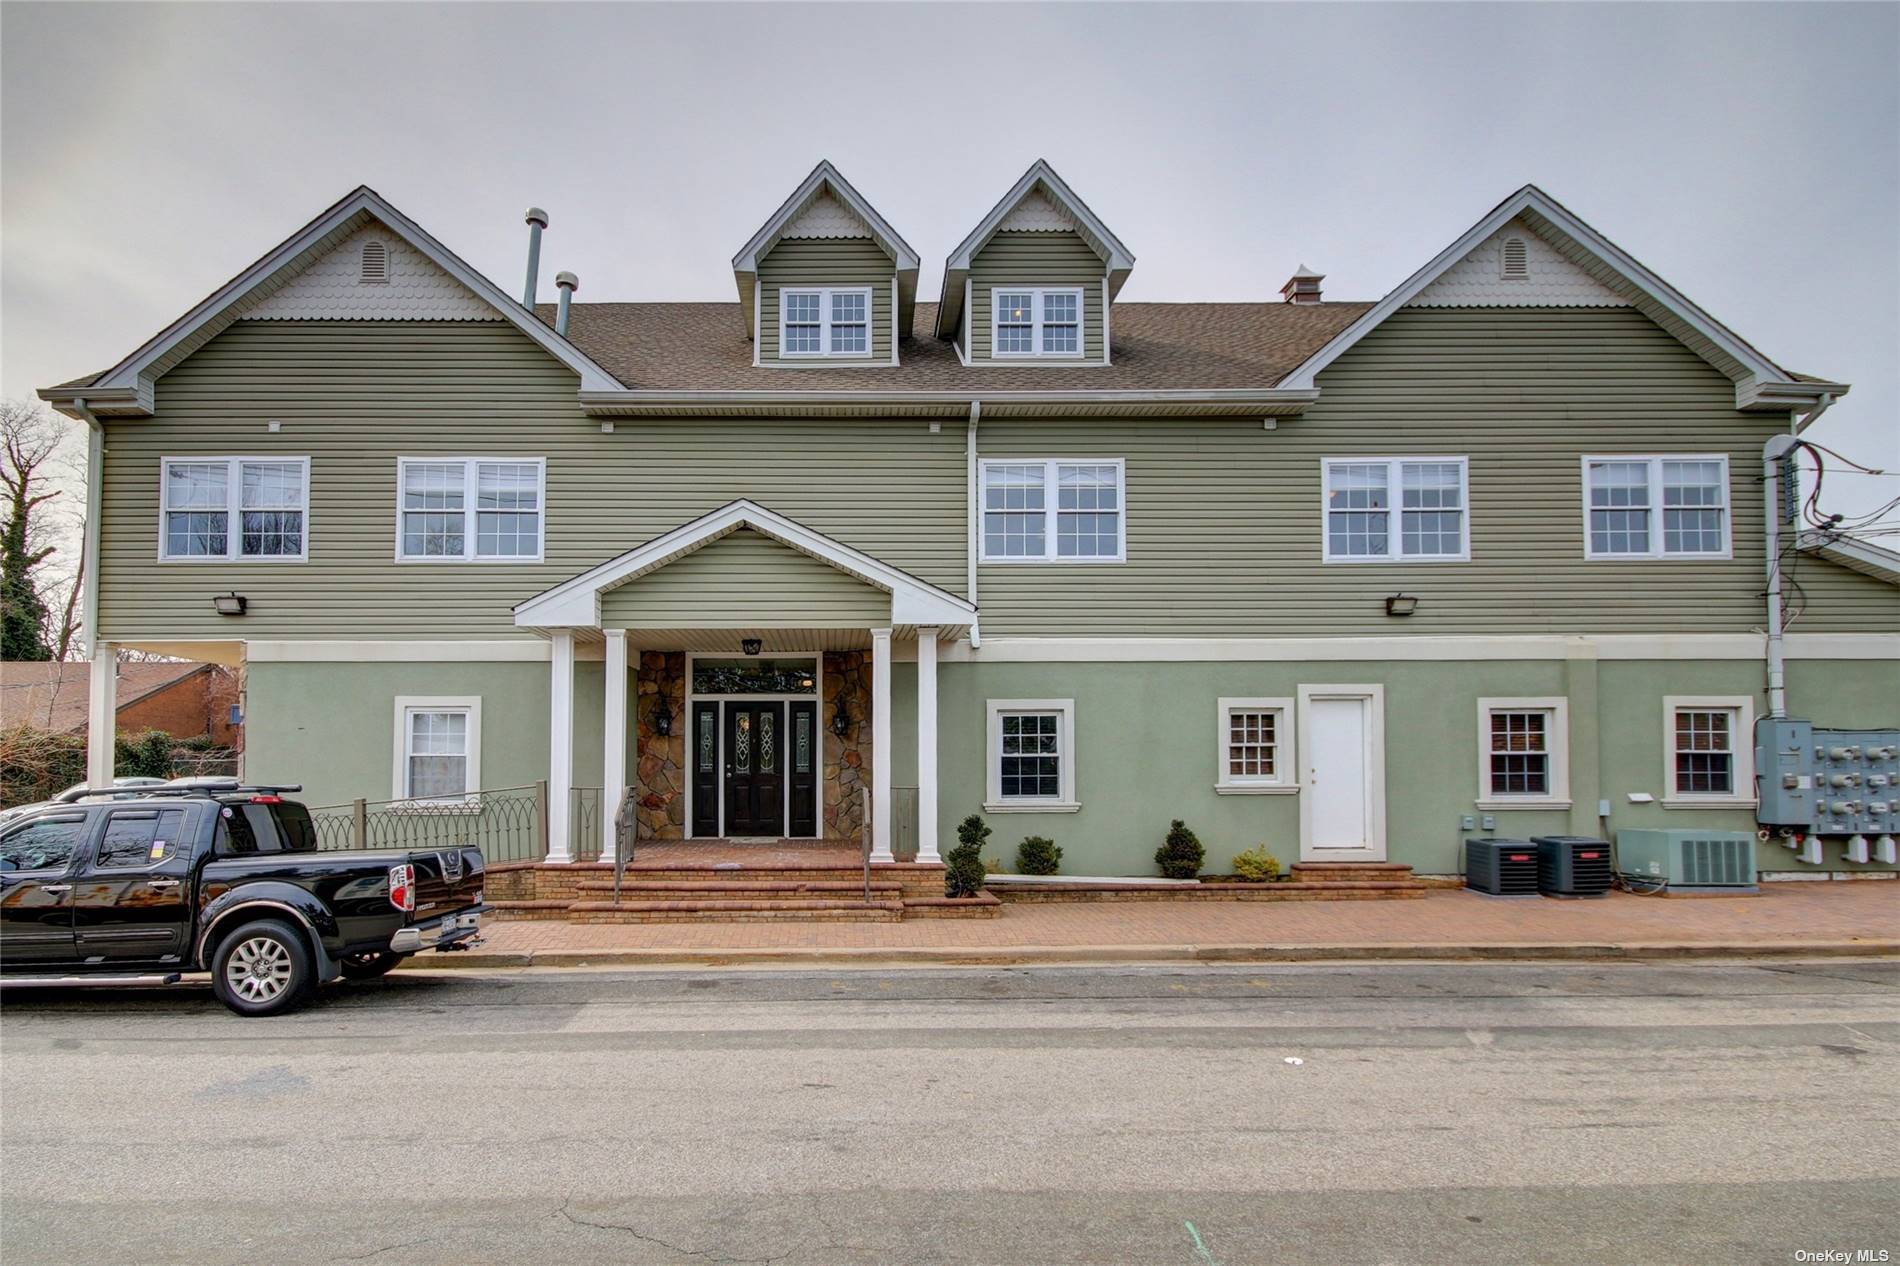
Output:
(513, 501), (975, 866)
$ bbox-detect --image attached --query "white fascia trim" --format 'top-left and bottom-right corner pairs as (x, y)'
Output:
(246, 640), (551, 662)
(931, 633), (1900, 662)
(1797, 530), (1900, 586)
(512, 498), (976, 630)
(730, 160), (921, 274)
(1277, 184), (1796, 401)
(88, 186), (621, 402)
(576, 388), (1316, 416)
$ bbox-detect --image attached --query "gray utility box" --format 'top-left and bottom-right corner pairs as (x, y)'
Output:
(1753, 718), (1900, 837)
(1464, 838), (1539, 896)
(1754, 717), (1815, 828)
(1616, 829), (1757, 892)
(1531, 836), (1613, 897)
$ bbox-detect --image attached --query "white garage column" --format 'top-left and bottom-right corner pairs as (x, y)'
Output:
(87, 646), (117, 789)
(870, 627), (894, 863)
(915, 627), (940, 863)
(601, 629), (629, 865)
(546, 630), (576, 864)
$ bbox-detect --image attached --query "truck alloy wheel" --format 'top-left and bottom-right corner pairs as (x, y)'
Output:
(211, 919), (315, 1017)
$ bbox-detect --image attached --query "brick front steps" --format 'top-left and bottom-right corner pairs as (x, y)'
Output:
(992, 862), (1432, 903)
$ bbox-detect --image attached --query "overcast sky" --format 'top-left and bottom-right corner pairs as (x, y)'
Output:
(3, 1), (1895, 517)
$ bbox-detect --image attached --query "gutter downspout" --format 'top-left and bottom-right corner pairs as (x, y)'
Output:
(1763, 395), (1832, 718)
(966, 400), (982, 649)
(71, 399), (104, 665)
(72, 398), (112, 787)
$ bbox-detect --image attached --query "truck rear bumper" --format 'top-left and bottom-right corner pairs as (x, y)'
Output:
(390, 905), (488, 954)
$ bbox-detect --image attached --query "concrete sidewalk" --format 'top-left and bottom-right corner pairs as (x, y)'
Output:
(434, 880), (1900, 968)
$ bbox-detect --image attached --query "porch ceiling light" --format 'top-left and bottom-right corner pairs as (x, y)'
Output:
(741, 638), (762, 656)
(212, 591), (248, 616)
(1384, 593), (1419, 617)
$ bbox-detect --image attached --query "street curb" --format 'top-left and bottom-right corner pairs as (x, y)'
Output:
(406, 939), (1900, 971)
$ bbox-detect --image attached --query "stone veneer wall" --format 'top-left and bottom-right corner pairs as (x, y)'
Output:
(822, 650), (872, 842)
(634, 651), (687, 839)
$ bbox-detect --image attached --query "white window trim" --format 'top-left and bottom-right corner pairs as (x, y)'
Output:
(1581, 454), (1732, 561)
(156, 456), (311, 564)
(1321, 456), (1471, 564)
(391, 695), (482, 810)
(394, 457), (547, 564)
(1476, 696), (1572, 810)
(1215, 696), (1298, 794)
(984, 698), (1079, 813)
(1662, 694), (1756, 808)
(990, 286), (1086, 360)
(978, 457), (1127, 565)
(777, 286), (874, 359)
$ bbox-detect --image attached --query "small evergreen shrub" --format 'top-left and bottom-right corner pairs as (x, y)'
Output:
(1015, 835), (1062, 876)
(1155, 819), (1205, 879)
(945, 812), (990, 897)
(1231, 846), (1281, 883)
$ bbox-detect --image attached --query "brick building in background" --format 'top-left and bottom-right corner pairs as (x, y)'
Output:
(0, 661), (242, 750)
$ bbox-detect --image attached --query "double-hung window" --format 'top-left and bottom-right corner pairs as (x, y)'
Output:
(1216, 698), (1295, 793)
(985, 699), (1078, 812)
(1477, 698), (1571, 808)
(1322, 457), (1469, 562)
(393, 696), (481, 805)
(1663, 696), (1755, 805)
(159, 457), (309, 562)
(991, 288), (1085, 358)
(397, 458), (544, 562)
(1583, 455), (1729, 559)
(980, 459), (1125, 563)
(778, 287), (873, 358)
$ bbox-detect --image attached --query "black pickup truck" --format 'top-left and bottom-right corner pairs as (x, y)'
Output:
(0, 783), (487, 1015)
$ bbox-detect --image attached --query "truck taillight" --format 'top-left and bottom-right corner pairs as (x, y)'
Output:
(389, 863), (415, 912)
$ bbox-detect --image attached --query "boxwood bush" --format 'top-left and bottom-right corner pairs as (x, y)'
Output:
(1155, 819), (1205, 879)
(1015, 835), (1062, 875)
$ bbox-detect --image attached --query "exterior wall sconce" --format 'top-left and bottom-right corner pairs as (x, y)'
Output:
(652, 701), (673, 737)
(1384, 593), (1419, 617)
(741, 638), (762, 656)
(830, 703), (851, 738)
(212, 592), (248, 616)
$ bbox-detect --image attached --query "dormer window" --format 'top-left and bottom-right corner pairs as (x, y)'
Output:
(993, 288), (1084, 358)
(780, 287), (872, 358)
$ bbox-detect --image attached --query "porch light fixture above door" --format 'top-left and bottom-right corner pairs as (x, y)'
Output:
(1384, 593), (1419, 617)
(212, 592), (248, 616)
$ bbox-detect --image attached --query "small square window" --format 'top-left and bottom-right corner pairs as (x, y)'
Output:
(1217, 698), (1294, 792)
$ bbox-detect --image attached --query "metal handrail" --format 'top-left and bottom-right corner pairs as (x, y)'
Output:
(611, 786), (636, 903)
(862, 784), (873, 904)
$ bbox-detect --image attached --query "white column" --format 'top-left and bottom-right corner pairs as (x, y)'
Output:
(869, 627), (894, 863)
(87, 645), (116, 789)
(915, 627), (940, 863)
(546, 630), (576, 864)
(602, 630), (629, 865)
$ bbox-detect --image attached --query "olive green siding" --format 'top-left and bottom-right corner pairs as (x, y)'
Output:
(975, 307), (1898, 635)
(756, 238), (895, 363)
(966, 231), (1106, 363)
(598, 529), (890, 627)
(96, 321), (966, 640)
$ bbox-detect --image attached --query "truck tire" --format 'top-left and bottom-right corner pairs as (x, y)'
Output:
(211, 919), (316, 1017)
(339, 951), (409, 980)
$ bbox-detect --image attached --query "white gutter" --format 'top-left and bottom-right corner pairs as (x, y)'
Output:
(966, 401), (982, 649)
(576, 387), (1320, 417)
(1763, 394), (1834, 717)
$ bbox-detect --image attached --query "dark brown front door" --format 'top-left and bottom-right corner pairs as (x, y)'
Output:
(724, 702), (785, 837)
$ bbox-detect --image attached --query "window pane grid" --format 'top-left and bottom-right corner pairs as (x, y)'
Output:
(401, 461), (541, 560)
(163, 460), (306, 559)
(996, 292), (1033, 354)
(1674, 709), (1734, 795)
(1591, 458), (1724, 557)
(982, 461), (1122, 561)
(999, 712), (1061, 799)
(1227, 710), (1278, 779)
(983, 464), (1047, 558)
(1055, 463), (1119, 557)
(1487, 710), (1550, 796)
(406, 710), (469, 801)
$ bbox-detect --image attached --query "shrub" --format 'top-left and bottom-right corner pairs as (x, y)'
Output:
(115, 730), (178, 780)
(945, 812), (990, 897)
(1231, 846), (1281, 883)
(1015, 835), (1062, 875)
(1155, 819), (1205, 879)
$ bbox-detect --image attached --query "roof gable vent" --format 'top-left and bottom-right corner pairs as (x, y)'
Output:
(360, 239), (389, 285)
(1499, 236), (1529, 281)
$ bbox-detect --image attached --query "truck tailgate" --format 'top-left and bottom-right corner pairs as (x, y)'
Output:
(408, 845), (486, 918)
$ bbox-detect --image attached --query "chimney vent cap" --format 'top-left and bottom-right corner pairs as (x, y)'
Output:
(525, 207), (550, 228)
(555, 271), (579, 292)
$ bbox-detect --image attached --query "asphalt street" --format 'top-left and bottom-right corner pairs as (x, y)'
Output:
(2, 960), (1897, 1266)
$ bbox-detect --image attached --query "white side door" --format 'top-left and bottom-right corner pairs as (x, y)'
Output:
(1298, 685), (1386, 860)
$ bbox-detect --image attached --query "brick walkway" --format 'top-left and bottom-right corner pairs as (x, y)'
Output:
(467, 880), (1898, 959)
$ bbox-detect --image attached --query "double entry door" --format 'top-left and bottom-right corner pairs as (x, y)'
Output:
(691, 700), (819, 839)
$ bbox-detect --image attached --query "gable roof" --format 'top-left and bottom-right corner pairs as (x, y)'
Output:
(935, 160), (1137, 338)
(39, 185), (623, 417)
(1276, 184), (1846, 412)
(731, 161), (922, 339)
(1798, 531), (1900, 586)
(0, 661), (212, 734)
(514, 499), (976, 631)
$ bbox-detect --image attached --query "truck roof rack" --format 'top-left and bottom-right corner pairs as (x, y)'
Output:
(56, 781), (304, 802)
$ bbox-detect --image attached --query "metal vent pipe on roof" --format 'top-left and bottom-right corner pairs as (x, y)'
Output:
(523, 207), (549, 308)
(555, 272), (579, 336)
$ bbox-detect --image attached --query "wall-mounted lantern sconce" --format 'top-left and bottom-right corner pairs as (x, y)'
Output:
(652, 701), (673, 737)
(830, 702), (851, 738)
(212, 592), (249, 617)
(1384, 593), (1419, 618)
(741, 638), (762, 656)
